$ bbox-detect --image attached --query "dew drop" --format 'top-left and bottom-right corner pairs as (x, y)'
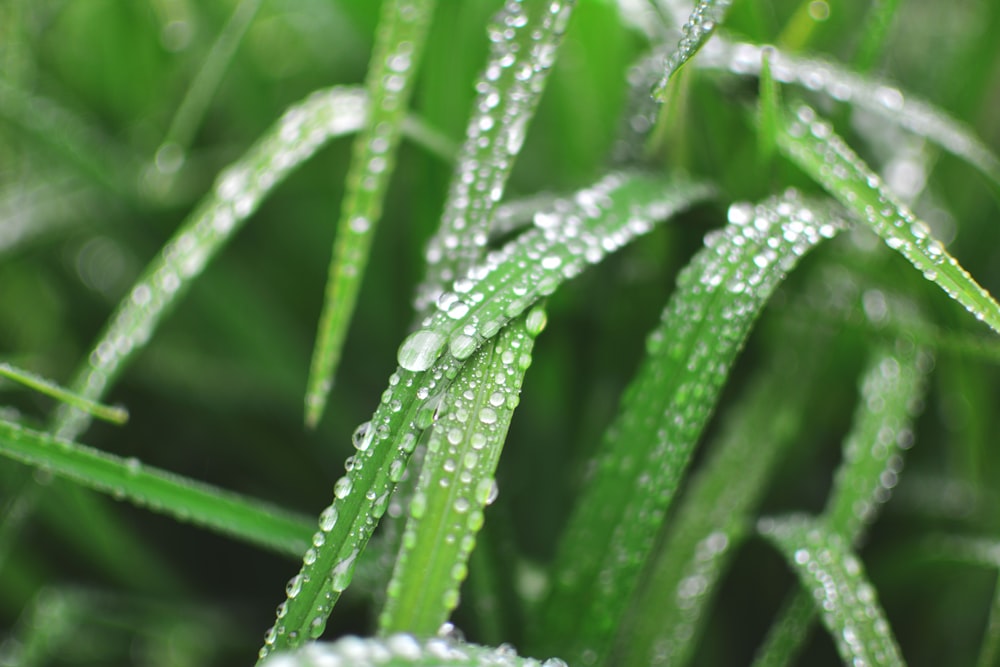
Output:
(398, 330), (446, 371)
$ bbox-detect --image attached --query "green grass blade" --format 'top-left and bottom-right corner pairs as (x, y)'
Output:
(853, 0), (903, 73)
(621, 324), (824, 667)
(378, 311), (539, 636)
(305, 0), (436, 429)
(0, 418), (313, 557)
(258, 172), (711, 661)
(261, 634), (568, 667)
(698, 40), (1000, 191)
(652, 0), (732, 101)
(758, 515), (906, 667)
(752, 342), (929, 667)
(52, 86), (368, 442)
(0, 362), (127, 425)
(414, 0), (575, 315)
(757, 47), (780, 168)
(536, 193), (845, 666)
(777, 103), (1000, 335)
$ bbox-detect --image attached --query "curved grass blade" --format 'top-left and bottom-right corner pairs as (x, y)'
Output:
(752, 342), (929, 667)
(0, 418), (313, 557)
(697, 40), (1000, 190)
(261, 634), (568, 667)
(621, 320), (827, 667)
(535, 192), (845, 666)
(257, 172), (712, 661)
(778, 103), (1000, 335)
(757, 515), (905, 667)
(378, 310), (540, 635)
(305, 0), (437, 429)
(51, 86), (368, 442)
(413, 0), (576, 315)
(0, 362), (127, 425)
(652, 0), (732, 101)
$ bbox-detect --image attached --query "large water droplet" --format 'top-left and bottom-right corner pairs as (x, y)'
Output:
(398, 330), (446, 371)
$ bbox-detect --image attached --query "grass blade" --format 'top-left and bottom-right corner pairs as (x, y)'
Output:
(653, 0), (732, 101)
(52, 86), (367, 442)
(698, 40), (1000, 191)
(305, 0), (436, 428)
(535, 193), (844, 666)
(621, 321), (826, 667)
(853, 0), (903, 73)
(261, 634), (567, 667)
(414, 0), (576, 314)
(778, 103), (1000, 335)
(378, 311), (539, 636)
(0, 362), (127, 425)
(0, 418), (313, 557)
(757, 515), (906, 667)
(258, 172), (711, 661)
(757, 47), (780, 168)
(753, 342), (929, 667)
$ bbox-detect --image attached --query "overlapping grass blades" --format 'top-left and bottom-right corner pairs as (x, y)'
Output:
(51, 86), (367, 441)
(261, 634), (566, 667)
(0, 362), (127, 425)
(757, 516), (905, 667)
(258, 171), (711, 660)
(776, 102), (1000, 336)
(0, 419), (313, 557)
(753, 341), (929, 667)
(379, 311), (539, 635)
(305, 0), (436, 428)
(653, 0), (732, 101)
(534, 192), (845, 666)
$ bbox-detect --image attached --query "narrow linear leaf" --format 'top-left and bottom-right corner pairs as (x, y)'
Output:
(697, 40), (1000, 190)
(414, 0), (576, 314)
(305, 0), (437, 428)
(536, 192), (845, 666)
(379, 311), (541, 635)
(0, 418), (313, 557)
(853, 0), (903, 73)
(621, 322), (827, 667)
(258, 172), (711, 661)
(52, 86), (367, 442)
(778, 103), (1000, 335)
(652, 0), (732, 101)
(753, 342), (929, 667)
(0, 362), (128, 425)
(757, 47), (780, 168)
(261, 634), (568, 667)
(758, 515), (905, 667)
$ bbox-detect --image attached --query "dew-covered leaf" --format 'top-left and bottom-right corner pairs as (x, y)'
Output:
(777, 103), (1000, 336)
(0, 362), (127, 425)
(261, 634), (568, 667)
(378, 311), (539, 636)
(621, 324), (824, 667)
(652, 0), (732, 101)
(414, 0), (576, 315)
(757, 515), (905, 667)
(305, 0), (436, 428)
(697, 40), (1000, 191)
(535, 192), (845, 666)
(258, 172), (711, 660)
(52, 86), (368, 442)
(0, 418), (313, 557)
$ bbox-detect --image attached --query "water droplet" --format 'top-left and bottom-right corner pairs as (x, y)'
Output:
(398, 330), (446, 371)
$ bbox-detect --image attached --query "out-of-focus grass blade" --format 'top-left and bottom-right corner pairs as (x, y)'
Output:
(0, 362), (128, 425)
(757, 515), (905, 667)
(777, 103), (1000, 335)
(378, 311), (539, 635)
(621, 320), (826, 667)
(652, 0), (732, 101)
(0, 176), (93, 256)
(413, 0), (576, 315)
(0, 418), (313, 557)
(757, 47), (779, 168)
(853, 0), (903, 73)
(697, 40), (1000, 191)
(752, 342), (929, 667)
(305, 0), (436, 429)
(261, 634), (568, 667)
(535, 192), (845, 666)
(257, 173), (711, 661)
(51, 86), (368, 442)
